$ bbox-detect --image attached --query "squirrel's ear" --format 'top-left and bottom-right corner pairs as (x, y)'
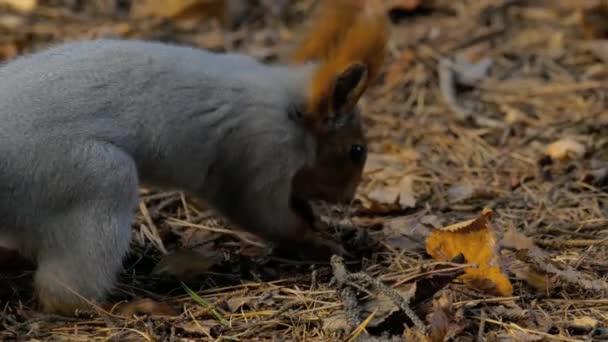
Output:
(332, 63), (368, 113)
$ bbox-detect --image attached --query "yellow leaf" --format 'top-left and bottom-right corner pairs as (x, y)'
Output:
(0, 0), (36, 12)
(545, 137), (586, 161)
(572, 316), (599, 329)
(425, 209), (513, 296)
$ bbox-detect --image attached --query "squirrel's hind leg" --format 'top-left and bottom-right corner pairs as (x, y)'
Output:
(32, 143), (139, 315)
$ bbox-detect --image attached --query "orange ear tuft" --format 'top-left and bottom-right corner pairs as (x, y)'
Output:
(292, 0), (390, 131)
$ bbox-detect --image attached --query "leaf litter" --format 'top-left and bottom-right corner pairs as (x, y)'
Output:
(0, 0), (608, 341)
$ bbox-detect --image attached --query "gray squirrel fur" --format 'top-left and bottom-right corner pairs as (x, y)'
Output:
(0, 39), (369, 314)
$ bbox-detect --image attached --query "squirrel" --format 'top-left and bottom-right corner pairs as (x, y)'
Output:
(0, 0), (389, 315)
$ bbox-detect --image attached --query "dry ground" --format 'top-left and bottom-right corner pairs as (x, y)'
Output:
(1, 0), (608, 341)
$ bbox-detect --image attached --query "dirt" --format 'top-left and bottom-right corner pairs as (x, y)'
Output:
(1, 0), (607, 341)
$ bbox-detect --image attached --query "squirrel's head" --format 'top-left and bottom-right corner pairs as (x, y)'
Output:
(290, 0), (389, 203)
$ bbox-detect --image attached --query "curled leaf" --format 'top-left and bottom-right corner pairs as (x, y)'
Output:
(425, 209), (513, 296)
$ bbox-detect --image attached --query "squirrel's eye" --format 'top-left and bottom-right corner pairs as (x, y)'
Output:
(349, 144), (366, 165)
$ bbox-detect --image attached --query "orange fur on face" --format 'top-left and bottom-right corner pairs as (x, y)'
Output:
(292, 0), (390, 131)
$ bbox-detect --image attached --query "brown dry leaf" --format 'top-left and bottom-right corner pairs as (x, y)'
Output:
(114, 298), (178, 317)
(517, 248), (608, 293)
(426, 293), (461, 342)
(364, 174), (418, 210)
(152, 249), (218, 280)
(446, 183), (496, 203)
(383, 215), (431, 251)
(178, 320), (218, 335)
(420, 215), (443, 229)
(545, 137), (586, 161)
(398, 175), (417, 208)
(360, 152), (415, 211)
(403, 328), (431, 342)
(425, 209), (514, 296)
(360, 285), (416, 328)
(321, 313), (351, 333)
(500, 225), (608, 293)
(507, 259), (553, 292)
(322, 285), (416, 337)
(571, 316), (599, 329)
(500, 227), (536, 251)
(225, 296), (251, 313)
(499, 228), (555, 292)
(367, 185), (400, 206)
(131, 0), (228, 23)
(0, 0), (36, 12)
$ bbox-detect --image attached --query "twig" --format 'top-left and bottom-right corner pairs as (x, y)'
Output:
(330, 256), (426, 332)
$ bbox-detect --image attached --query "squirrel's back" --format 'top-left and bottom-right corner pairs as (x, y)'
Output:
(0, 38), (314, 194)
(0, 39), (310, 152)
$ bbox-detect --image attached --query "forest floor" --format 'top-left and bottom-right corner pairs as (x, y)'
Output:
(1, 0), (608, 341)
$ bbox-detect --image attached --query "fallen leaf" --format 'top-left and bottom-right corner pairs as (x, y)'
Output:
(516, 248), (608, 293)
(447, 183), (496, 203)
(426, 293), (461, 342)
(446, 183), (475, 203)
(500, 227), (536, 251)
(501, 228), (603, 293)
(114, 298), (178, 317)
(425, 209), (514, 296)
(507, 258), (553, 292)
(177, 319), (219, 335)
(225, 296), (251, 313)
(360, 285), (416, 328)
(0, 0), (36, 12)
(571, 316), (599, 330)
(367, 185), (400, 206)
(398, 175), (417, 208)
(383, 215), (431, 251)
(322, 313), (351, 333)
(545, 137), (586, 161)
(420, 215), (443, 229)
(152, 249), (219, 280)
(363, 168), (418, 210)
(403, 328), (431, 342)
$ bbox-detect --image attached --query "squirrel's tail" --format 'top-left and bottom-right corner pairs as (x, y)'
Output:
(291, 0), (390, 122)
